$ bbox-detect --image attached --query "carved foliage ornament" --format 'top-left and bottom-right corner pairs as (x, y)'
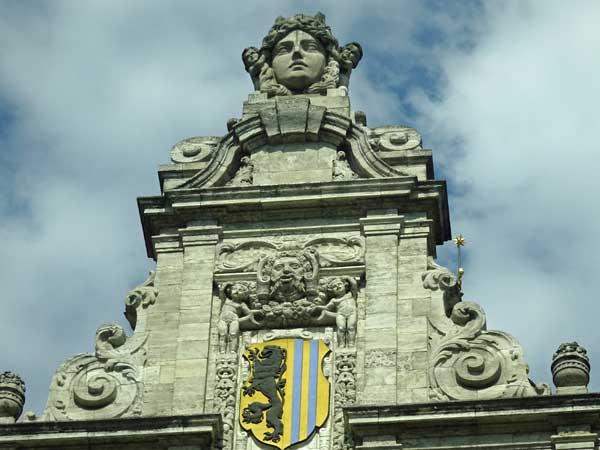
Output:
(332, 350), (356, 450)
(243, 13), (362, 96)
(43, 274), (157, 421)
(422, 260), (549, 401)
(216, 237), (365, 273)
(214, 354), (239, 449)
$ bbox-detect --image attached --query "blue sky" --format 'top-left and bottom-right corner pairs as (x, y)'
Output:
(1, 0), (600, 415)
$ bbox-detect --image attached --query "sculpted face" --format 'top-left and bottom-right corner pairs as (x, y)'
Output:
(271, 30), (326, 92)
(271, 256), (305, 285)
(328, 278), (347, 298)
(229, 283), (249, 302)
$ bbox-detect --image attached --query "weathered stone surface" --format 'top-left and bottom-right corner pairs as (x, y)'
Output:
(0, 373), (25, 424)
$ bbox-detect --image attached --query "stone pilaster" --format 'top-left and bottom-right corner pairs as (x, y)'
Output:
(359, 211), (403, 404)
(397, 218), (434, 403)
(174, 222), (222, 415)
(143, 233), (184, 416)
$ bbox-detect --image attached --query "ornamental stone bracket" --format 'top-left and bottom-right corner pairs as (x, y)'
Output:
(422, 259), (550, 401)
(41, 273), (158, 421)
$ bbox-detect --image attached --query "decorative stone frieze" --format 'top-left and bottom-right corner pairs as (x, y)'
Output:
(0, 372), (25, 424)
(216, 237), (365, 274)
(552, 342), (591, 394)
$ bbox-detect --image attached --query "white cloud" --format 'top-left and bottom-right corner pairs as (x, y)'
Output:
(412, 1), (600, 387)
(0, 0), (598, 416)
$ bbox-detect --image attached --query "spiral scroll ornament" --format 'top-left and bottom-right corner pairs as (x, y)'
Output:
(429, 301), (549, 401)
(42, 322), (148, 421)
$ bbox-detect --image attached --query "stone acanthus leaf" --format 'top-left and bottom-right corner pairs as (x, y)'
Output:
(215, 237), (365, 274)
(42, 275), (157, 421)
(124, 271), (158, 332)
(421, 257), (462, 316)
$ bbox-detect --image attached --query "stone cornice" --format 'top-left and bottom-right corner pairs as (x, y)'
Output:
(138, 177), (450, 259)
(0, 414), (221, 448)
(345, 394), (600, 449)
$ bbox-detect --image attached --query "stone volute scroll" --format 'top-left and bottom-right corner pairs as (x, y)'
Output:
(422, 258), (550, 401)
(41, 273), (158, 421)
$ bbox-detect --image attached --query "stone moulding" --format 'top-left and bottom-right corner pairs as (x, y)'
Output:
(216, 237), (365, 273)
(137, 177), (451, 259)
(42, 274), (157, 421)
(422, 259), (549, 401)
(172, 104), (409, 191)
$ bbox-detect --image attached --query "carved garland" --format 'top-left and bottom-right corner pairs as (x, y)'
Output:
(214, 354), (239, 450)
(332, 350), (356, 450)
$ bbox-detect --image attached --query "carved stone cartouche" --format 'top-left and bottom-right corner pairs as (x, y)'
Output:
(0, 372), (25, 424)
(552, 342), (590, 394)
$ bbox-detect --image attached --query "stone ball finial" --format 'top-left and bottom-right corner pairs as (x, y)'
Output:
(0, 371), (26, 424)
(551, 342), (590, 394)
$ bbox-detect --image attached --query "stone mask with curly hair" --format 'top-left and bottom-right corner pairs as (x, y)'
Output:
(242, 12), (363, 97)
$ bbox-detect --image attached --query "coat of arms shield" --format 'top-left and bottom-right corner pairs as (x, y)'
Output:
(239, 338), (331, 450)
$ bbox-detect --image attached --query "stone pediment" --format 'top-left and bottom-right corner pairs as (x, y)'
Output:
(158, 91), (434, 191)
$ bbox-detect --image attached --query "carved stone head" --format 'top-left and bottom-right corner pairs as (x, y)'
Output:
(225, 282), (250, 303)
(257, 248), (319, 302)
(243, 12), (362, 96)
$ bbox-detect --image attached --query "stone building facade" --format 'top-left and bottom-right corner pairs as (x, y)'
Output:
(1, 12), (598, 450)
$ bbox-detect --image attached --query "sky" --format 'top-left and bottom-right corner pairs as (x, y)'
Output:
(1, 0), (600, 416)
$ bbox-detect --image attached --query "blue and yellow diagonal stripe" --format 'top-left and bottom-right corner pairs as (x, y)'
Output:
(239, 338), (331, 450)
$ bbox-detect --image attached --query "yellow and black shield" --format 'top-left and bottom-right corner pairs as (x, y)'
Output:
(239, 338), (330, 450)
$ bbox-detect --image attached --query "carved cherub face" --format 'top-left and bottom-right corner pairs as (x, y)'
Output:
(271, 255), (306, 285)
(228, 283), (249, 302)
(271, 30), (326, 92)
(242, 47), (260, 69)
(327, 278), (348, 298)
